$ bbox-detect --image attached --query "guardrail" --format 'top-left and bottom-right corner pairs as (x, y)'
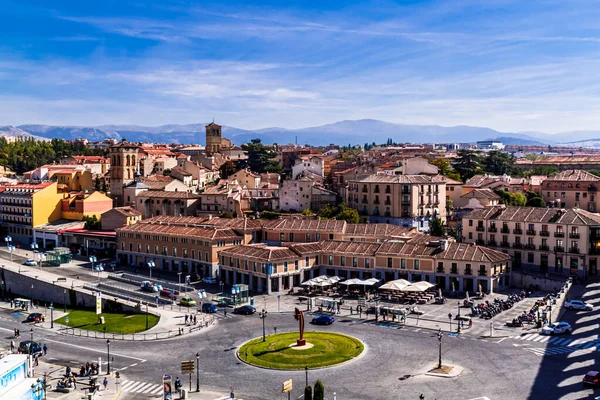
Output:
(56, 315), (216, 341)
(83, 283), (171, 307)
(108, 273), (195, 293)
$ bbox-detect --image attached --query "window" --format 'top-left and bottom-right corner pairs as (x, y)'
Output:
(365, 258), (371, 268)
(306, 233), (311, 242)
(437, 262), (444, 272)
(172, 247), (177, 257)
(253, 262), (257, 272)
(328, 255), (333, 265)
(280, 233), (285, 241)
(316, 233), (321, 241)
(353, 257), (358, 267)
(340, 256), (346, 266)
(387, 257), (393, 268)
(145, 244), (150, 253)
(401, 259), (406, 269)
(451, 263), (458, 274)
(295, 260), (298, 270)
(183, 249), (188, 258)
(468, 220), (473, 226)
(289, 233), (294, 241)
(236, 259), (240, 268)
(283, 262), (288, 272)
(528, 253), (534, 263)
(468, 232), (473, 239)
(305, 256), (310, 266)
(414, 260), (420, 270)
(329, 234), (334, 240)
(465, 264), (472, 275)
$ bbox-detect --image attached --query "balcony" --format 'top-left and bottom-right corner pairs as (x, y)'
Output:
(384, 200), (391, 205)
(478, 270), (487, 276)
(488, 240), (497, 246)
(501, 227), (510, 234)
(401, 200), (411, 205)
(450, 268), (458, 274)
(540, 231), (550, 237)
(554, 246), (565, 252)
(385, 188), (391, 194)
(476, 239), (485, 245)
(401, 190), (411, 195)
(569, 247), (580, 254)
(540, 245), (550, 251)
(524, 244), (536, 250)
(362, 187), (368, 193)
(384, 212), (391, 217)
(374, 188), (380, 193)
(589, 184), (598, 192)
(554, 232), (564, 238)
(362, 198), (368, 204)
(500, 241), (510, 248)
(436, 267), (445, 273)
(476, 226), (485, 232)
(513, 229), (523, 234)
(488, 227), (497, 233)
(374, 199), (380, 205)
(526, 229), (536, 236)
(513, 243), (523, 249)
(569, 233), (580, 239)
(464, 269), (473, 276)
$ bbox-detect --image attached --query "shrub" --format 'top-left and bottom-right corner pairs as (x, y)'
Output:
(313, 380), (324, 400)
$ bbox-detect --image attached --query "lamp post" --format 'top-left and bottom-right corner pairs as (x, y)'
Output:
(106, 339), (111, 374)
(305, 366), (308, 388)
(259, 309), (268, 341)
(145, 302), (149, 330)
(63, 289), (67, 313)
(196, 352), (200, 392)
(30, 328), (34, 371)
(178, 272), (182, 295)
(437, 329), (443, 369)
(147, 260), (155, 280)
(457, 302), (461, 333)
(50, 303), (54, 329)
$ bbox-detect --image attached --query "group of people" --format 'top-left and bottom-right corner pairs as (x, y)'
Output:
(184, 314), (199, 325)
(79, 362), (100, 377)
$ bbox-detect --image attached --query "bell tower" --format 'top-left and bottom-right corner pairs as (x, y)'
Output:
(109, 139), (140, 206)
(205, 122), (222, 156)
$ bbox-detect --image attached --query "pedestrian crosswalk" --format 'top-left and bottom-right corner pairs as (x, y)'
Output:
(510, 333), (600, 356)
(120, 380), (164, 395)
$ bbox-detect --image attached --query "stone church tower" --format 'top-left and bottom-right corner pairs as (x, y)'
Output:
(108, 139), (140, 206)
(205, 122), (222, 156)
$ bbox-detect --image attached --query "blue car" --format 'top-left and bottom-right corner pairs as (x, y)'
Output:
(312, 315), (335, 325)
(202, 303), (218, 313)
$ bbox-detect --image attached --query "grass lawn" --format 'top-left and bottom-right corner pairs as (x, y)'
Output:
(55, 310), (159, 334)
(239, 332), (364, 370)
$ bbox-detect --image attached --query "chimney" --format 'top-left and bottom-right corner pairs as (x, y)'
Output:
(440, 239), (448, 251)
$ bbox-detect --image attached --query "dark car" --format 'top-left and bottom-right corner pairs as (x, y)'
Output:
(160, 289), (177, 300)
(233, 305), (256, 315)
(312, 314), (335, 325)
(25, 313), (43, 323)
(18, 341), (42, 356)
(202, 303), (218, 313)
(584, 371), (600, 386)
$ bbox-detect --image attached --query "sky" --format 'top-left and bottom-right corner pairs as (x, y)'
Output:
(2, 0), (600, 133)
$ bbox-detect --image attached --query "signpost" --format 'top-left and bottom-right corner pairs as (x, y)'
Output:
(181, 360), (195, 392)
(282, 379), (292, 400)
(96, 292), (102, 315)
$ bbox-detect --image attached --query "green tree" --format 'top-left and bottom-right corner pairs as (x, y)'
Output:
(94, 176), (102, 191)
(318, 204), (338, 219)
(301, 208), (314, 216)
(219, 211), (234, 218)
(260, 211), (281, 220)
(313, 380), (324, 400)
(163, 168), (172, 176)
(429, 217), (446, 237)
(83, 215), (102, 230)
(452, 150), (482, 181)
(335, 207), (360, 224)
(481, 150), (515, 175)
(240, 139), (283, 174)
(510, 192), (527, 206)
(219, 160), (236, 179)
(304, 386), (313, 400)
(526, 197), (546, 207)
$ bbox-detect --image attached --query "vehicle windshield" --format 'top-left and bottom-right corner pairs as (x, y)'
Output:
(547, 323), (556, 328)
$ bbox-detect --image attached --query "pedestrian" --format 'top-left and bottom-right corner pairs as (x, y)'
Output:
(34, 354), (39, 366)
(43, 344), (48, 356)
(460, 319), (464, 329)
(10, 340), (14, 353)
(185, 314), (188, 324)
(10, 299), (13, 308)
(72, 376), (77, 389)
(469, 319), (472, 328)
(17, 329), (20, 338)
(103, 377), (108, 391)
(224, 309), (227, 318)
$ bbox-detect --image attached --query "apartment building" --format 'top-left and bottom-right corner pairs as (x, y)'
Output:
(0, 182), (63, 245)
(346, 174), (447, 230)
(462, 206), (600, 277)
(279, 178), (337, 213)
(541, 170), (599, 212)
(218, 238), (510, 294)
(116, 216), (246, 278)
(101, 206), (142, 230)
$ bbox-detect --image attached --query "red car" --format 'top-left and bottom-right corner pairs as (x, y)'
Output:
(583, 371), (600, 386)
(160, 289), (177, 300)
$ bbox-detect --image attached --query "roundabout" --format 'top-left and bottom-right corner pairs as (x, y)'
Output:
(238, 331), (364, 370)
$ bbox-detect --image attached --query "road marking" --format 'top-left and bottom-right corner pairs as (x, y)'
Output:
(130, 363), (138, 367)
(42, 338), (146, 362)
(537, 336), (551, 343)
(496, 337), (507, 343)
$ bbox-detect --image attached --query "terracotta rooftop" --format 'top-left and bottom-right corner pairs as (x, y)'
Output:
(171, 167), (193, 177)
(460, 188), (501, 200)
(351, 174), (445, 184)
(343, 224), (415, 238)
(544, 170), (600, 182)
(516, 155), (600, 165)
(117, 222), (239, 239)
(218, 244), (299, 262)
(262, 218), (347, 233)
(136, 190), (199, 199)
(466, 206), (600, 225)
(110, 206), (142, 216)
(202, 217), (263, 231)
(320, 240), (381, 255)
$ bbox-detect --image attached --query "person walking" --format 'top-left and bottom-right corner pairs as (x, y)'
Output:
(43, 344), (48, 356)
(10, 340), (14, 353)
(103, 377), (108, 391)
(224, 308), (227, 318)
(469, 319), (473, 329)
(185, 314), (188, 324)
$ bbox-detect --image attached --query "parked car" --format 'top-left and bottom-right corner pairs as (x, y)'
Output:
(541, 321), (572, 335)
(24, 259), (37, 266)
(233, 305), (256, 315)
(565, 299), (593, 311)
(202, 277), (216, 284)
(312, 314), (335, 325)
(25, 313), (43, 323)
(160, 289), (177, 300)
(18, 341), (42, 357)
(583, 370), (600, 386)
(180, 297), (196, 307)
(201, 303), (218, 313)
(141, 281), (159, 293)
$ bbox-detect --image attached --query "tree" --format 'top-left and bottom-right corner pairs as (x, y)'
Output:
(240, 139), (283, 174)
(94, 176), (102, 191)
(336, 207), (359, 224)
(318, 204), (338, 220)
(511, 192), (527, 206)
(304, 386), (313, 400)
(429, 217), (446, 237)
(260, 211), (281, 220)
(526, 196), (546, 207)
(452, 150), (482, 181)
(219, 160), (236, 179)
(219, 211), (234, 218)
(481, 150), (515, 175)
(429, 157), (461, 181)
(163, 168), (172, 176)
(83, 215), (102, 230)
(301, 209), (314, 216)
(313, 380), (324, 400)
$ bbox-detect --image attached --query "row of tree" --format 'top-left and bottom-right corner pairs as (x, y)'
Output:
(0, 137), (106, 175)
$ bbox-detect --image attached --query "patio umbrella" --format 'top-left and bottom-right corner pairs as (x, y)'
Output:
(401, 284), (427, 292)
(301, 280), (316, 286)
(412, 281), (435, 290)
(328, 276), (342, 283)
(438, 288), (443, 298)
(466, 291), (470, 302)
(364, 278), (380, 286)
(340, 278), (362, 286)
(379, 279), (411, 291)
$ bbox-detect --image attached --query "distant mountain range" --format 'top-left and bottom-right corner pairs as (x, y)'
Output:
(2, 119), (600, 147)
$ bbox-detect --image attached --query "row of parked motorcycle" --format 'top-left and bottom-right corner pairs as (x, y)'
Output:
(468, 291), (531, 320)
(505, 293), (556, 327)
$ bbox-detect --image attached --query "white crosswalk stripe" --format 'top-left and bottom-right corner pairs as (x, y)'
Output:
(120, 380), (163, 395)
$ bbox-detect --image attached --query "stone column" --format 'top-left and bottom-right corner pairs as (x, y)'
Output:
(458, 277), (464, 292)
(278, 276), (283, 292)
(288, 275), (293, 289)
(267, 277), (272, 294)
(233, 270), (237, 284)
(248, 273), (254, 291)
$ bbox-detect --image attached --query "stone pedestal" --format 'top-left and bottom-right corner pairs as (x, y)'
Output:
(296, 339), (306, 346)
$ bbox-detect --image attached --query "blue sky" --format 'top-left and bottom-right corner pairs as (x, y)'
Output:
(2, 0), (600, 133)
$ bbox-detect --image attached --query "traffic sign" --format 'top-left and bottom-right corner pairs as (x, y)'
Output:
(181, 360), (195, 373)
(282, 379), (292, 393)
(65, 317), (69, 323)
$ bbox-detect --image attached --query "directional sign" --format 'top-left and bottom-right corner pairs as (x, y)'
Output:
(181, 360), (194, 373)
(282, 379), (292, 393)
(65, 317), (69, 324)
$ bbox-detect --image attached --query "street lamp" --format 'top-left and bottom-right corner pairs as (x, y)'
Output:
(437, 329), (443, 369)
(195, 352), (200, 392)
(259, 309), (268, 341)
(178, 272), (182, 294)
(305, 366), (308, 388)
(145, 302), (149, 330)
(457, 302), (461, 333)
(147, 260), (155, 280)
(63, 289), (67, 313)
(106, 339), (111, 374)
